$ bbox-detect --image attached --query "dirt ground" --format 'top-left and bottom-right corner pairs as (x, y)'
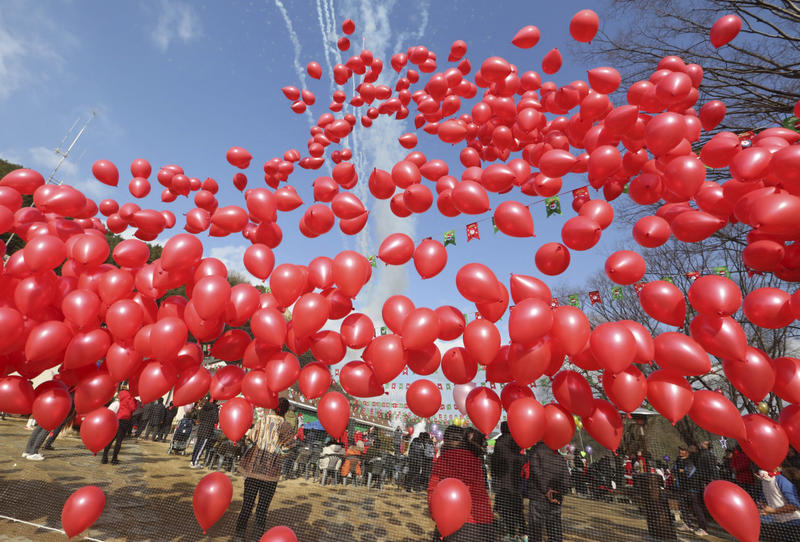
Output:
(0, 417), (734, 541)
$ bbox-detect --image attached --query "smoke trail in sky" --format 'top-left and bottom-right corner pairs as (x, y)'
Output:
(273, 0), (314, 126)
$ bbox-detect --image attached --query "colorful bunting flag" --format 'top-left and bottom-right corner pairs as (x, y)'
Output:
(380, 326), (388, 335)
(463, 313), (469, 324)
(572, 187), (589, 200)
(444, 229), (456, 247)
(661, 276), (674, 284)
(611, 286), (623, 300)
(492, 218), (499, 233)
(474, 312), (483, 320)
(633, 282), (646, 294)
(368, 255), (377, 268)
(466, 222), (480, 241)
(713, 265), (730, 278)
(568, 294), (580, 308)
(686, 271), (700, 282)
(589, 290), (602, 305)
(545, 196), (562, 216)
(550, 298), (560, 308)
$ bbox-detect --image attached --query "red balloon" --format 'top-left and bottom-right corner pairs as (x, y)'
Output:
(333, 250), (370, 298)
(269, 264), (304, 308)
(582, 399), (623, 451)
(639, 280), (686, 327)
(709, 14), (742, 48)
(173, 365), (211, 406)
(24, 234), (66, 272)
(92, 159), (119, 186)
(251, 308), (287, 348)
(722, 346), (775, 402)
(435, 305), (466, 340)
(456, 263), (502, 303)
(105, 343), (143, 383)
(541, 48), (562, 74)
(192, 276), (231, 321)
(193, 472), (233, 534)
(508, 298), (553, 346)
(644, 112), (684, 156)
(535, 243), (570, 275)
(603, 366), (646, 413)
(512, 25), (540, 48)
(264, 352), (300, 392)
(226, 146), (252, 168)
(494, 201), (534, 237)
(441, 347), (478, 385)
(378, 233), (415, 265)
(699, 100), (727, 131)
(550, 306), (590, 356)
(260, 525), (298, 542)
(604, 250), (646, 285)
(773, 356), (800, 404)
(653, 332), (711, 376)
(569, 9), (599, 42)
(298, 362), (330, 399)
(689, 313), (746, 361)
(340, 312), (375, 349)
(363, 334), (406, 383)
(509, 340), (551, 385)
(401, 308), (440, 350)
(507, 397), (545, 448)
(25, 321), (72, 364)
(75, 372), (115, 414)
(244, 244), (275, 281)
(430, 478), (471, 537)
(339, 361), (383, 398)
(138, 360), (178, 403)
(407, 343), (442, 375)
(308, 256), (334, 290)
(475, 283), (509, 323)
(209, 364), (244, 400)
(743, 287), (794, 329)
(646, 370), (693, 424)
(552, 370), (594, 417)
(292, 293), (330, 338)
(463, 319), (501, 365)
(632, 215), (671, 248)
(509, 274), (551, 304)
(62, 486), (106, 539)
(543, 403), (575, 450)
(33, 381), (72, 430)
(406, 379), (441, 418)
(80, 407), (118, 454)
(688, 390), (746, 440)
(413, 239), (447, 279)
(218, 397), (253, 442)
(589, 322), (636, 373)
(161, 233), (203, 271)
(500, 382), (534, 411)
(561, 216), (601, 251)
(741, 414), (788, 472)
(382, 295), (415, 334)
(704, 481), (759, 542)
(465, 386), (501, 435)
(779, 404), (800, 452)
(318, 391), (350, 438)
(149, 317), (187, 362)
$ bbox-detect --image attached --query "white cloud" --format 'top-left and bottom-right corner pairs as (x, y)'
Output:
(0, 8), (66, 100)
(150, 0), (202, 52)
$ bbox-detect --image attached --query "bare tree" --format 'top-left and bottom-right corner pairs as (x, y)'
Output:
(583, 0), (800, 133)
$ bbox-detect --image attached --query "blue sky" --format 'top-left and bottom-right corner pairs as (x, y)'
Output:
(1, 0), (653, 421)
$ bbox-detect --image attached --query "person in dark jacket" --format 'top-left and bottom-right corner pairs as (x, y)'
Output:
(491, 422), (526, 538)
(102, 384), (137, 465)
(406, 433), (428, 492)
(156, 401), (178, 442)
(674, 445), (709, 535)
(428, 426), (496, 541)
(145, 398), (167, 440)
(393, 426), (403, 455)
(136, 400), (157, 438)
(528, 442), (570, 542)
(191, 398), (219, 468)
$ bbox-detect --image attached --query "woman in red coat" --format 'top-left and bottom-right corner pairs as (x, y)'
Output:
(427, 426), (496, 541)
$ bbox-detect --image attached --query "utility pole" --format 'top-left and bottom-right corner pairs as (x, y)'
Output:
(48, 110), (95, 185)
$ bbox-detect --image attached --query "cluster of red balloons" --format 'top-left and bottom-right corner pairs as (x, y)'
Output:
(0, 8), (794, 542)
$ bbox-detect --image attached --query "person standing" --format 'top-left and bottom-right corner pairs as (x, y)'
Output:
(156, 401), (178, 442)
(233, 398), (294, 542)
(406, 433), (427, 492)
(190, 398), (218, 468)
(145, 398), (167, 440)
(528, 441), (570, 542)
(102, 383), (136, 465)
(136, 400), (156, 438)
(674, 445), (709, 536)
(428, 425), (496, 541)
(393, 426), (403, 456)
(731, 444), (758, 498)
(491, 422), (526, 539)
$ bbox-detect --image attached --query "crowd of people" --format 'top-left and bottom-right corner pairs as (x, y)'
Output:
(11, 384), (800, 541)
